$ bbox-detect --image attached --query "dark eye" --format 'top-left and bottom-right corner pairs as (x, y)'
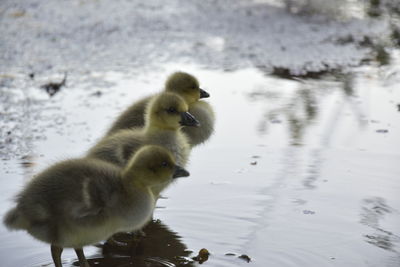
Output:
(161, 161), (168, 167)
(166, 107), (177, 113)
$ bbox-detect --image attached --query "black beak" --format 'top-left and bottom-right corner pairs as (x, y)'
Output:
(180, 111), (200, 127)
(173, 165), (190, 178)
(199, 88), (210, 98)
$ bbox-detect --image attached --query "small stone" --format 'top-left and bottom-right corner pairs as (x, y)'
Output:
(238, 254), (251, 262)
(225, 253), (236, 256)
(92, 90), (102, 97)
(10, 11), (26, 18)
(199, 248), (210, 257)
(303, 210), (316, 215)
(376, 129), (388, 133)
(192, 248), (210, 264)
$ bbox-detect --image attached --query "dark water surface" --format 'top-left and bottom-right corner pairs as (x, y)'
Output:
(1, 57), (400, 266)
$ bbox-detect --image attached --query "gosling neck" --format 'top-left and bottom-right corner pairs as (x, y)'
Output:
(183, 96), (196, 106)
(121, 170), (150, 195)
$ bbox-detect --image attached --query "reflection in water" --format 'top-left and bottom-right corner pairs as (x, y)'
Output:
(249, 78), (331, 146)
(360, 197), (400, 252)
(301, 73), (367, 189)
(360, 197), (392, 228)
(85, 220), (195, 267)
(288, 85), (318, 146)
(249, 71), (369, 191)
(302, 150), (322, 190)
(337, 73), (367, 129)
(365, 232), (396, 251)
(249, 81), (318, 146)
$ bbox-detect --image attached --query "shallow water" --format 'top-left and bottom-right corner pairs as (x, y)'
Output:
(1, 55), (400, 267)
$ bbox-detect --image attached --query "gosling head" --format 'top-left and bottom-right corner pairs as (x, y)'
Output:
(124, 145), (190, 187)
(146, 92), (200, 130)
(165, 72), (210, 105)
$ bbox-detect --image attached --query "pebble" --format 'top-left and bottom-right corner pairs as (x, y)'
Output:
(376, 129), (388, 133)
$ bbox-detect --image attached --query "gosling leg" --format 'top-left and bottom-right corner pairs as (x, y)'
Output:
(50, 245), (63, 267)
(74, 248), (90, 267)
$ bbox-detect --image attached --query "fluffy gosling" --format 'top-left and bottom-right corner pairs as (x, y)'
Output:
(3, 145), (189, 267)
(87, 92), (198, 196)
(106, 71), (214, 146)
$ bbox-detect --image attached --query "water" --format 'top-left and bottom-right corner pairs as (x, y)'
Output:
(1, 56), (399, 267)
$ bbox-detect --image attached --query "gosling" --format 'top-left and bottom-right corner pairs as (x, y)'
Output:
(3, 145), (189, 267)
(106, 71), (215, 146)
(87, 92), (198, 196)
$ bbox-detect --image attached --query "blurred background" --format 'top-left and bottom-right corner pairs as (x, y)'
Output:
(1, 0), (400, 266)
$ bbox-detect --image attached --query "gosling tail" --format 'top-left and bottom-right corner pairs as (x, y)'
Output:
(3, 207), (29, 230)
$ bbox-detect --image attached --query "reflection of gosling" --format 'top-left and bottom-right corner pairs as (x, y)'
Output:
(106, 72), (214, 146)
(88, 92), (198, 195)
(3, 145), (189, 267)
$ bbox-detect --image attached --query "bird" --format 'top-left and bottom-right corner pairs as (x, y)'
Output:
(105, 71), (215, 146)
(182, 99), (215, 146)
(3, 145), (190, 267)
(87, 92), (199, 197)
